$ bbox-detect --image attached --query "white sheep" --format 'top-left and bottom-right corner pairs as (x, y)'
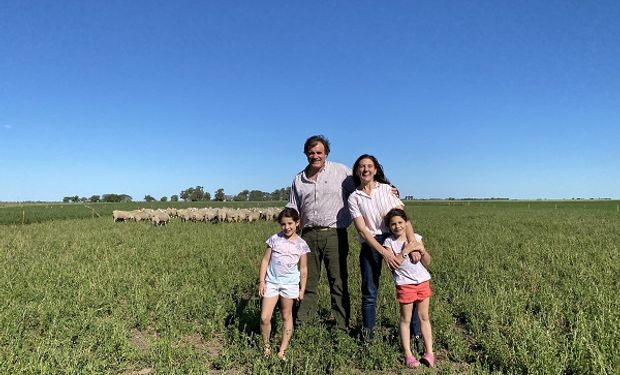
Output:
(151, 211), (170, 226)
(112, 210), (134, 222)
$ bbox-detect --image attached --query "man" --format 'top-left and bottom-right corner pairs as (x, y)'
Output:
(287, 135), (356, 331)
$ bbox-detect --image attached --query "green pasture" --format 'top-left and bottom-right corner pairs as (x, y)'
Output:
(0, 201), (283, 225)
(1, 199), (618, 225)
(0, 202), (618, 374)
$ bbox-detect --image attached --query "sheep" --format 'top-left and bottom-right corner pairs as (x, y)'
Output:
(151, 211), (170, 226)
(215, 209), (227, 223)
(226, 209), (242, 223)
(177, 209), (193, 222)
(133, 210), (150, 222)
(245, 209), (261, 222)
(112, 210), (134, 222)
(190, 209), (206, 222)
(260, 207), (280, 221)
(204, 208), (218, 222)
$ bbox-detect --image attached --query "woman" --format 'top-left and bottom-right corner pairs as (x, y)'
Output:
(347, 154), (422, 340)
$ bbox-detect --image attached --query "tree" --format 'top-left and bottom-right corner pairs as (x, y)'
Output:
(62, 196), (71, 203)
(119, 194), (133, 202)
(249, 190), (267, 201)
(160, 196), (168, 202)
(203, 192), (211, 201)
(214, 188), (225, 201)
(180, 186), (206, 201)
(89, 195), (100, 203)
(102, 194), (133, 203)
(268, 187), (291, 201)
(70, 195), (80, 203)
(170, 195), (179, 202)
(144, 195), (156, 202)
(233, 190), (249, 201)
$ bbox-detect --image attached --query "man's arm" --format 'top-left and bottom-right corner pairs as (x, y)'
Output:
(286, 180), (299, 210)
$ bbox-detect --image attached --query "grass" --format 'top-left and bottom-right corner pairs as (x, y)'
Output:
(0, 201), (285, 225)
(0, 201), (618, 374)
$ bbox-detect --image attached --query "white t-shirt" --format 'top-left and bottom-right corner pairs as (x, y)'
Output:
(265, 232), (311, 285)
(348, 182), (403, 241)
(383, 233), (431, 286)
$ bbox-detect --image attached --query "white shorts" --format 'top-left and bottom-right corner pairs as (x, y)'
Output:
(263, 282), (299, 299)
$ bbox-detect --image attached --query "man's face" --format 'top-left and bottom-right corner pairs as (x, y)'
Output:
(305, 142), (327, 171)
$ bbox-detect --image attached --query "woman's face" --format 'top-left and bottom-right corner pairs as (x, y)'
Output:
(356, 157), (377, 184)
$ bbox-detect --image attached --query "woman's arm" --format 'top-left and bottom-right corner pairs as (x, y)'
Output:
(352, 216), (400, 270)
(258, 247), (272, 298)
(298, 254), (308, 300)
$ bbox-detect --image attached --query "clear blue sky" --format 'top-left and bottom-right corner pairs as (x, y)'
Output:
(1, 1), (618, 201)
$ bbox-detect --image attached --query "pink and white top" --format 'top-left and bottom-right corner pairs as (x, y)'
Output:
(265, 232), (311, 285)
(348, 182), (403, 241)
(384, 233), (431, 286)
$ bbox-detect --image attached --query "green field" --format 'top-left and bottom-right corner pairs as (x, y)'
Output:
(0, 201), (618, 374)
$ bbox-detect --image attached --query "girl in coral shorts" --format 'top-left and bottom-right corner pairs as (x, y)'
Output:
(383, 208), (435, 368)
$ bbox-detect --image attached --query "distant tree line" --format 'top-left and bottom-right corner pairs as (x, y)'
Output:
(61, 186), (291, 203)
(179, 186), (291, 202)
(62, 194), (133, 203)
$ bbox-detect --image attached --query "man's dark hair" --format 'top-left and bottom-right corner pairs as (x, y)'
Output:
(304, 135), (330, 155)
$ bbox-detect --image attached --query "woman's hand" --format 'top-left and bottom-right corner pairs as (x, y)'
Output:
(383, 250), (402, 271)
(298, 288), (305, 301)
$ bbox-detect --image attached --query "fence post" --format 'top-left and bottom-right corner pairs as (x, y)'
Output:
(22, 210), (26, 224)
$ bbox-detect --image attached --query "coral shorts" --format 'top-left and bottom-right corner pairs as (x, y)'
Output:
(396, 281), (432, 304)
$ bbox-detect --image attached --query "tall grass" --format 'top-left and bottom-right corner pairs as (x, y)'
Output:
(0, 202), (617, 374)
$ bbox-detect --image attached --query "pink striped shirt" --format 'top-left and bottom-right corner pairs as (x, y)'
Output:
(348, 182), (404, 241)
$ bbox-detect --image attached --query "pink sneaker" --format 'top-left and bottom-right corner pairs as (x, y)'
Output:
(405, 355), (420, 368)
(421, 352), (435, 368)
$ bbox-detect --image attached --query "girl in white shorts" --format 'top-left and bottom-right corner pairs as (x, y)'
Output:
(258, 207), (310, 360)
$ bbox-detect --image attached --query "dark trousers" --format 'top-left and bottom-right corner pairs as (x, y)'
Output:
(296, 228), (350, 330)
(360, 235), (420, 339)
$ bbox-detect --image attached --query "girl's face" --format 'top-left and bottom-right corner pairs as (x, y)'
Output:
(356, 157), (377, 184)
(279, 216), (299, 238)
(388, 215), (407, 237)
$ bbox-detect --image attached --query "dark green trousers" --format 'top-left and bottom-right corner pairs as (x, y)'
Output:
(296, 227), (350, 330)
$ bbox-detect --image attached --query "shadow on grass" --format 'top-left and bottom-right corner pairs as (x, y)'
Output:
(225, 286), (261, 334)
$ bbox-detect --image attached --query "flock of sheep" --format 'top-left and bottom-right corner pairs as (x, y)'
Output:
(112, 207), (282, 226)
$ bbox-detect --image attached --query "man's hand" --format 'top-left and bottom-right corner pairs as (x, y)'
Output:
(390, 185), (400, 198)
(407, 241), (425, 263)
(408, 251), (422, 263)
